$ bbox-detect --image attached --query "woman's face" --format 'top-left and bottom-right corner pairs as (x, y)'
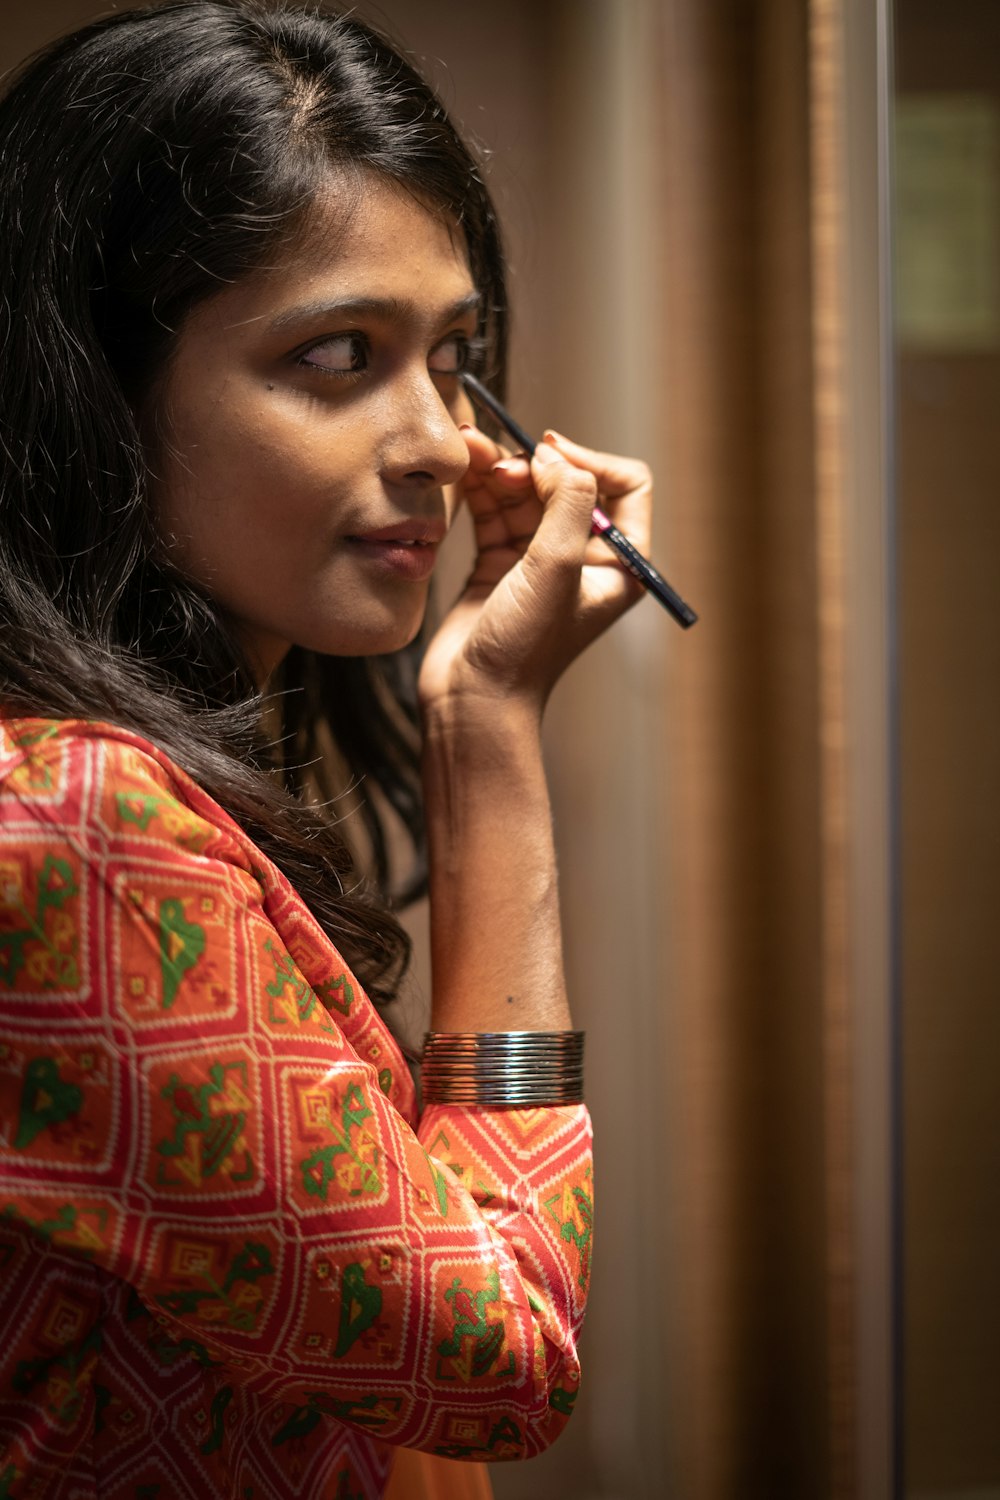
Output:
(151, 177), (479, 678)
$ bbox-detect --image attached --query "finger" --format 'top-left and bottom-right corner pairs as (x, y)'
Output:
(489, 456), (532, 488)
(457, 424), (525, 514)
(543, 430), (653, 502)
(543, 431), (652, 555)
(460, 422), (509, 474)
(461, 450), (542, 562)
(462, 453), (533, 502)
(466, 489), (543, 558)
(463, 452), (539, 527)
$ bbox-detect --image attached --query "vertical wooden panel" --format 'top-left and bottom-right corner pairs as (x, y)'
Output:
(659, 7), (771, 1493)
(808, 3), (858, 1493)
(811, 2), (898, 1495)
(755, 1), (830, 1489)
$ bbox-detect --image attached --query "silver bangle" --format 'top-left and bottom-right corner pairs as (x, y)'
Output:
(420, 1031), (585, 1107)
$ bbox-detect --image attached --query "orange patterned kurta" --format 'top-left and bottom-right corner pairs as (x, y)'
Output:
(0, 719), (592, 1499)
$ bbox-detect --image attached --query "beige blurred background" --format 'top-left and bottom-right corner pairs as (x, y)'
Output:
(3, 2), (997, 1498)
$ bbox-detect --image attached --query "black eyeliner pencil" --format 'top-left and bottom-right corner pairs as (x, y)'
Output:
(460, 372), (698, 629)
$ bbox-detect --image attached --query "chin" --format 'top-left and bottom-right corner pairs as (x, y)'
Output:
(295, 607), (427, 660)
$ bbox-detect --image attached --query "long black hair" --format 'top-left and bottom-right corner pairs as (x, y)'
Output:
(0, 0), (507, 1010)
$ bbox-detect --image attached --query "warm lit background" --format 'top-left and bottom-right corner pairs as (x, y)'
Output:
(4, 3), (997, 1498)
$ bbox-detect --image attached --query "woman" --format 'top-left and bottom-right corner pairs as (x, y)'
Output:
(0, 2), (651, 1496)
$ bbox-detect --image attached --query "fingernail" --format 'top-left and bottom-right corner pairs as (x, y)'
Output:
(459, 422), (475, 433)
(533, 441), (560, 465)
(492, 459), (514, 474)
(543, 429), (565, 445)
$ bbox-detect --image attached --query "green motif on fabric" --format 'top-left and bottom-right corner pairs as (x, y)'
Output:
(123, 1282), (222, 1367)
(433, 1413), (523, 1461)
(543, 1176), (594, 1290)
(334, 1262), (382, 1356)
(549, 1385), (577, 1415)
(6, 723), (59, 797)
(314, 972), (355, 1018)
(0, 854), (80, 989)
(0, 1464), (17, 1498)
(200, 1384), (234, 1456)
(9, 724), (59, 751)
(263, 942), (334, 1032)
(15, 1057), (83, 1148)
(272, 1403), (323, 1447)
(116, 790), (169, 832)
(377, 1068), (392, 1096)
(308, 1391), (394, 1431)
(158, 899), (206, 1008)
(437, 1271), (515, 1379)
(424, 1127), (495, 1209)
(152, 1334), (222, 1369)
(157, 1240), (273, 1332)
(0, 931), (27, 989)
(156, 1061), (253, 1187)
(300, 1084), (381, 1200)
(274, 1394), (393, 1444)
(264, 942), (310, 1011)
(334, 1470), (365, 1500)
(37, 854), (75, 906)
(2, 1200), (75, 1239)
(13, 1320), (101, 1424)
(423, 1152), (450, 1217)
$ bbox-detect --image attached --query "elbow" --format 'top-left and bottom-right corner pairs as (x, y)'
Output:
(517, 1323), (584, 1459)
(426, 1287), (584, 1462)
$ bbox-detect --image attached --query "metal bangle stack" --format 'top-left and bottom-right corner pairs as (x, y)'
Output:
(420, 1031), (585, 1107)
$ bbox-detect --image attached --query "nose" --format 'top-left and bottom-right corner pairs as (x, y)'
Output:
(379, 369), (471, 491)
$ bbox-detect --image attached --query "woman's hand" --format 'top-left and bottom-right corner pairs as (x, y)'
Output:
(419, 422), (651, 1031)
(417, 422), (652, 718)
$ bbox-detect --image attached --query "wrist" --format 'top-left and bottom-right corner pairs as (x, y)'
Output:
(420, 691), (543, 762)
(420, 690), (568, 1036)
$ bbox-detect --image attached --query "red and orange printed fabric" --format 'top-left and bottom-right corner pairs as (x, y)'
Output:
(0, 719), (592, 1499)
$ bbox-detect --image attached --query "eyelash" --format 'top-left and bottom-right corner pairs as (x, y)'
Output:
(296, 332), (488, 380)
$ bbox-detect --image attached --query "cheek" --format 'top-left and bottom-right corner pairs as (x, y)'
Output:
(215, 397), (371, 506)
(157, 401), (349, 564)
(152, 444), (271, 604)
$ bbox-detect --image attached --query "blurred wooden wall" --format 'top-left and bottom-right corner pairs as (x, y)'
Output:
(895, 0), (1000, 1489)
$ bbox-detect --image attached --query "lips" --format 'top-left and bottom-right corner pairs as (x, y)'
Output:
(345, 519), (445, 581)
(347, 520), (447, 546)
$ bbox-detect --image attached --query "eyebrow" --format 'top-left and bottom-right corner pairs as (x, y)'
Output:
(267, 290), (483, 332)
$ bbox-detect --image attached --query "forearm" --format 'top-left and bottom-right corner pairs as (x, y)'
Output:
(422, 699), (572, 1034)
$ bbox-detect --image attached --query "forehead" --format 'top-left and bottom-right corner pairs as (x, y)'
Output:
(203, 175), (478, 335)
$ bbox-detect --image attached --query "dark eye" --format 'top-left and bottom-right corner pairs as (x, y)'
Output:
(428, 335), (469, 375)
(300, 333), (367, 374)
(429, 334), (487, 377)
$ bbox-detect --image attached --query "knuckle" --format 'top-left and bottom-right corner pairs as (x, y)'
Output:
(560, 468), (598, 503)
(615, 456), (653, 490)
